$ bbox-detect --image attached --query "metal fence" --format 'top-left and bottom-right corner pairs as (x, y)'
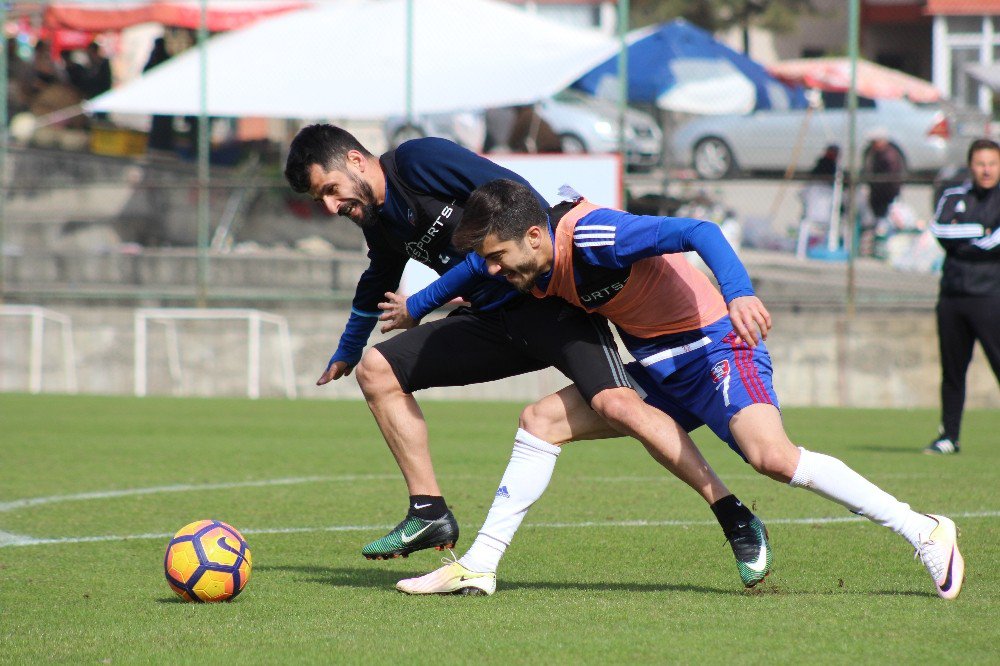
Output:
(0, 0), (961, 314)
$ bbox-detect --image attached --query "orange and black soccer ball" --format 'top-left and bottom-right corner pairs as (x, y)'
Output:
(164, 520), (252, 603)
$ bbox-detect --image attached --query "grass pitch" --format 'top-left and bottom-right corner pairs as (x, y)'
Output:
(0, 394), (997, 663)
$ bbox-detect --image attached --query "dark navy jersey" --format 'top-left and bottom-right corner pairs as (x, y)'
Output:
(332, 137), (545, 367)
(931, 182), (1000, 297)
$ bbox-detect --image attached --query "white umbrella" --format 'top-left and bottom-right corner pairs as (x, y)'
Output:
(86, 0), (621, 118)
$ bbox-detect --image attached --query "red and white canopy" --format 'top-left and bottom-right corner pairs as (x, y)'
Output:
(769, 57), (943, 104)
(41, 0), (309, 32)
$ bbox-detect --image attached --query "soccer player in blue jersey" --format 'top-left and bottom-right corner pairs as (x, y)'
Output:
(284, 125), (771, 583)
(391, 179), (964, 599)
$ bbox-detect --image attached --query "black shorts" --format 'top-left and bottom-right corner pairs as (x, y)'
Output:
(373, 296), (631, 405)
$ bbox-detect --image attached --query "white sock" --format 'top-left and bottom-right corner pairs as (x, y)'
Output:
(459, 428), (561, 573)
(788, 447), (937, 548)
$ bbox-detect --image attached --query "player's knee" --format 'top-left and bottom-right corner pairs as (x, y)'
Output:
(588, 388), (635, 430)
(355, 349), (398, 397)
(518, 401), (564, 444)
(741, 437), (797, 482)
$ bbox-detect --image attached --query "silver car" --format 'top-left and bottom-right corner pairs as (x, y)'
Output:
(671, 91), (980, 179)
(384, 89), (662, 171)
(538, 89), (662, 171)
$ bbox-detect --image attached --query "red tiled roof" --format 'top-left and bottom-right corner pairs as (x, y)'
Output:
(925, 0), (1000, 15)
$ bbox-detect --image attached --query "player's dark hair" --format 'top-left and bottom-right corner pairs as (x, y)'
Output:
(454, 179), (547, 252)
(284, 124), (374, 193)
(967, 138), (1000, 164)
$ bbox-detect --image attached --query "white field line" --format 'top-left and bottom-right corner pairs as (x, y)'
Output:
(0, 470), (952, 514)
(0, 475), (399, 513)
(2, 510), (998, 549)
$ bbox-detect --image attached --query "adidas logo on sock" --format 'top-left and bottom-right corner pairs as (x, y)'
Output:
(495, 485), (510, 498)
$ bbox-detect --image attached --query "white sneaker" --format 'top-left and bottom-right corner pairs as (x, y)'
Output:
(396, 558), (496, 596)
(916, 514), (965, 600)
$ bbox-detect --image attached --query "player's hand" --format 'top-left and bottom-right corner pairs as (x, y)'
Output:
(728, 296), (771, 348)
(316, 360), (352, 386)
(378, 291), (417, 333)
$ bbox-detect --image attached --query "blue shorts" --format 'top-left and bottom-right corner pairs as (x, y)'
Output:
(626, 331), (779, 461)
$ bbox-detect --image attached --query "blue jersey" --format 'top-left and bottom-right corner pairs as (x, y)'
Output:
(407, 205), (752, 310)
(331, 138), (545, 367)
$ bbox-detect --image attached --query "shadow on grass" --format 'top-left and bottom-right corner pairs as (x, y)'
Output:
(847, 444), (924, 455)
(257, 564), (415, 589)
(258, 564), (736, 596)
(257, 565), (940, 599)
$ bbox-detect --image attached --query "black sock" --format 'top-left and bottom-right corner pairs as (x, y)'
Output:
(408, 495), (448, 520)
(710, 494), (754, 534)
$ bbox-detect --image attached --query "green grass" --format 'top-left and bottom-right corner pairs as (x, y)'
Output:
(0, 394), (996, 664)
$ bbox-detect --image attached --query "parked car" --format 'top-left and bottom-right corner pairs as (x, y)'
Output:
(384, 89), (662, 171)
(670, 91), (986, 179)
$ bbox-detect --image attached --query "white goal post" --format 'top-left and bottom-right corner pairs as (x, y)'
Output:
(133, 308), (297, 399)
(0, 305), (78, 394)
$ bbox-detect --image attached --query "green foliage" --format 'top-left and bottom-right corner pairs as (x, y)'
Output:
(630, 0), (819, 36)
(0, 395), (996, 663)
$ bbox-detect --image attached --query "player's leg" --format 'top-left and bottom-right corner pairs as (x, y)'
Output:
(497, 300), (768, 586)
(463, 386), (746, 572)
(708, 335), (964, 599)
(399, 382), (767, 595)
(930, 296), (976, 453)
(356, 309), (548, 560)
(504, 298), (733, 505)
(354, 349), (437, 496)
(967, 293), (1000, 402)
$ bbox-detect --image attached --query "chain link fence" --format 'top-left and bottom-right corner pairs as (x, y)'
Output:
(2, 2), (977, 314)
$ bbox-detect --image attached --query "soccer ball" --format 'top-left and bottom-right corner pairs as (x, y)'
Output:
(164, 520), (252, 603)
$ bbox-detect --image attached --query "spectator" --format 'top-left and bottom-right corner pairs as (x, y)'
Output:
(61, 49), (88, 94)
(81, 42), (112, 100)
(483, 106), (517, 153)
(796, 145), (841, 258)
(863, 128), (903, 257)
(811, 144), (840, 178)
(143, 38), (175, 151)
(924, 138), (1000, 455)
(507, 104), (562, 154)
(81, 41), (113, 122)
(6, 39), (33, 115)
(29, 40), (63, 94)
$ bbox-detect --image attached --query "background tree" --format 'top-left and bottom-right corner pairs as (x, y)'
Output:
(630, 0), (819, 54)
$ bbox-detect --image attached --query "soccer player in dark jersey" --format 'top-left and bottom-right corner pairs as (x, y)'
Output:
(392, 179), (963, 600)
(284, 125), (770, 583)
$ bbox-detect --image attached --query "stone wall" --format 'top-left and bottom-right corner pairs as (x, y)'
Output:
(2, 305), (997, 410)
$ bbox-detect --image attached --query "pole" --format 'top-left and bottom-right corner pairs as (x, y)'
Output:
(616, 0), (629, 205)
(405, 0), (414, 126)
(844, 0), (860, 318)
(0, 3), (8, 304)
(196, 0), (210, 306)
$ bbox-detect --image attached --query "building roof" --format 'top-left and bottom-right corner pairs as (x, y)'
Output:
(925, 0), (1000, 15)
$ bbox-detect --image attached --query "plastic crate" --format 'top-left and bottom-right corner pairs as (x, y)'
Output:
(90, 127), (149, 157)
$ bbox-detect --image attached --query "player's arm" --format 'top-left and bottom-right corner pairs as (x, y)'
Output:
(319, 239), (409, 385)
(379, 254), (492, 332)
(575, 208), (770, 345)
(931, 190), (1000, 257)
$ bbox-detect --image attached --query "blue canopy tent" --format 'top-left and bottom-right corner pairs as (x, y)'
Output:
(574, 19), (806, 115)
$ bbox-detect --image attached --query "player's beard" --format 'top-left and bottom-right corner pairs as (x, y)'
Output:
(339, 172), (379, 229)
(508, 258), (543, 294)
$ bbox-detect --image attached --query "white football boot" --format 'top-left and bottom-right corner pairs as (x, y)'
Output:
(396, 557), (496, 596)
(915, 514), (965, 600)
